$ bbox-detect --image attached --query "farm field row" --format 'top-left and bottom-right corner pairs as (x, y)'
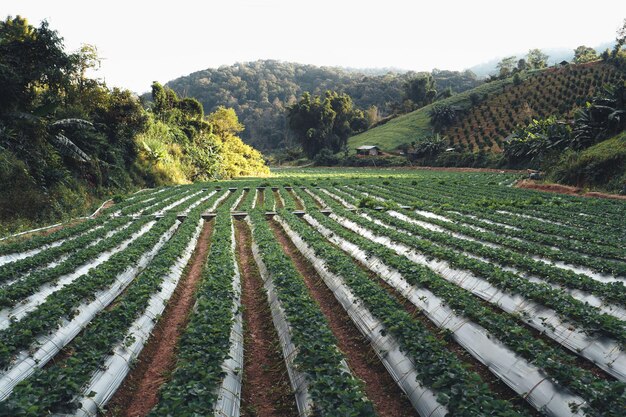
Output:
(0, 170), (623, 416)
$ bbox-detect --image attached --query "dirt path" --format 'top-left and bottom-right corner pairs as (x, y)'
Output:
(236, 190), (250, 211)
(273, 190), (284, 209)
(287, 189), (304, 210)
(234, 219), (298, 417)
(516, 179), (626, 200)
(105, 220), (214, 417)
(269, 219), (419, 417)
(257, 189), (264, 208)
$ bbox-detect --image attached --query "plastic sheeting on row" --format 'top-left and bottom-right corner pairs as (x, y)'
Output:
(183, 191), (217, 215)
(275, 189), (285, 209)
(302, 214), (587, 417)
(0, 225), (106, 268)
(213, 222), (244, 417)
(154, 190), (204, 217)
(247, 218), (313, 417)
(330, 213), (626, 383)
(1, 221), (133, 289)
(0, 221), (155, 330)
(385, 211), (626, 321)
(388, 210), (625, 285)
(291, 190), (305, 210)
(276, 216), (448, 417)
(496, 210), (567, 227)
(0, 198), (110, 244)
(231, 191), (246, 211)
(0, 221), (180, 401)
(70, 220), (203, 417)
(251, 189), (258, 209)
(319, 188), (355, 209)
(211, 190), (233, 212)
(303, 188), (328, 209)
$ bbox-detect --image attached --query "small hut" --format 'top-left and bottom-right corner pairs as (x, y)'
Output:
(356, 145), (381, 156)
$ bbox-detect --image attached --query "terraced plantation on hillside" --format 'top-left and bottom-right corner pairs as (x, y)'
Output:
(443, 62), (624, 152)
(0, 169), (624, 417)
(350, 61), (625, 153)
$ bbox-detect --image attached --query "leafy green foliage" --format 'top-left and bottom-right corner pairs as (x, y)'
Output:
(288, 91), (367, 158)
(249, 210), (375, 416)
(163, 60), (481, 150)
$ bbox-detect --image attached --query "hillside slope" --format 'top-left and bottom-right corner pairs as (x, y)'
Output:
(349, 62), (624, 153)
(163, 60), (481, 150)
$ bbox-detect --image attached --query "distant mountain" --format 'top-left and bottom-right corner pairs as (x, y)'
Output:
(162, 60), (481, 151)
(468, 42), (614, 78)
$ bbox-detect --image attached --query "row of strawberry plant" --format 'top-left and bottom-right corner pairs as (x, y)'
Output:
(262, 187), (275, 211)
(0, 217), (129, 283)
(0, 198), (217, 415)
(0, 189), (221, 311)
(235, 187), (255, 211)
(278, 209), (530, 417)
(113, 186), (186, 216)
(295, 199), (625, 416)
(307, 188), (626, 345)
(149, 195), (240, 415)
(0, 217), (151, 310)
(300, 187), (626, 381)
(358, 185), (626, 287)
(383, 183), (626, 260)
(0, 215), (180, 369)
(452, 179), (626, 228)
(404, 181), (625, 243)
(247, 210), (375, 416)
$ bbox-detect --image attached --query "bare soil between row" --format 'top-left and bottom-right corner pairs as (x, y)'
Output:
(105, 220), (214, 417)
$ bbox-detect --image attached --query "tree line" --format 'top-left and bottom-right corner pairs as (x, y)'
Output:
(0, 16), (267, 231)
(163, 60), (481, 151)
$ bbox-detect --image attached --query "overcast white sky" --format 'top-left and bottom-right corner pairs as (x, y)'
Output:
(4, 0), (625, 93)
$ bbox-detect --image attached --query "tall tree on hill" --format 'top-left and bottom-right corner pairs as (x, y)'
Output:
(496, 56), (517, 77)
(612, 18), (626, 58)
(287, 91), (367, 158)
(526, 49), (549, 69)
(404, 74), (437, 108)
(573, 46), (598, 64)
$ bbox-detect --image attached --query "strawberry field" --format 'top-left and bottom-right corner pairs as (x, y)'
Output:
(0, 169), (624, 417)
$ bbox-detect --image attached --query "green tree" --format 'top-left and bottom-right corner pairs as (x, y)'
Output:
(526, 49), (549, 69)
(573, 45), (598, 64)
(612, 18), (626, 58)
(0, 15), (73, 113)
(496, 56), (516, 78)
(404, 74), (437, 107)
(287, 91), (366, 158)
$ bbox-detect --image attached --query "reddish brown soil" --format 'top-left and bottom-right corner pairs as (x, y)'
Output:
(96, 199), (116, 216)
(410, 166), (526, 174)
(104, 220), (214, 417)
(257, 189), (264, 208)
(371, 274), (541, 416)
(517, 180), (626, 200)
(269, 220), (420, 417)
(287, 190), (304, 210)
(273, 190), (284, 209)
(234, 220), (298, 417)
(236, 190), (250, 211)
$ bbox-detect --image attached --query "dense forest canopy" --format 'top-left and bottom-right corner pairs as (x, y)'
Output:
(0, 16), (267, 232)
(162, 60), (481, 151)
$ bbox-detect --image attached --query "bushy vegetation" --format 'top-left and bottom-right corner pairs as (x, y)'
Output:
(287, 91), (367, 158)
(0, 16), (268, 233)
(163, 60), (481, 150)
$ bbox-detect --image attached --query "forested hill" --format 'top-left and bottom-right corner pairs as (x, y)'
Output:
(162, 60), (481, 150)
